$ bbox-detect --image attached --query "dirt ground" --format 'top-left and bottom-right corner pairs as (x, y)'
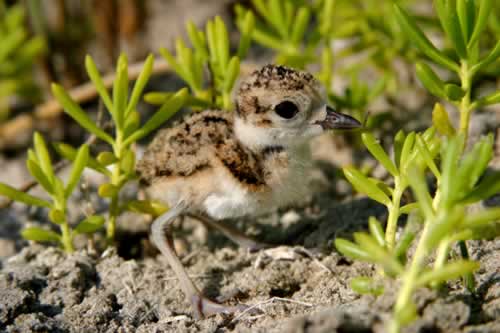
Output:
(0, 135), (499, 332)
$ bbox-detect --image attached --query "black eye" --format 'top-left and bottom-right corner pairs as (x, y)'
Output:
(274, 101), (299, 119)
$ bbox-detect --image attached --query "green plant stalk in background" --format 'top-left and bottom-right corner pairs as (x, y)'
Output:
(0, 132), (107, 252)
(52, 53), (188, 243)
(146, 15), (252, 111)
(0, 1), (45, 122)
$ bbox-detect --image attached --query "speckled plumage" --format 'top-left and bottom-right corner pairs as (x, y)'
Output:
(136, 64), (342, 217)
(136, 110), (266, 189)
(138, 64), (361, 319)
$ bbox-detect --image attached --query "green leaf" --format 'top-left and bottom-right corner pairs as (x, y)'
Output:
(416, 260), (479, 286)
(237, 11), (255, 58)
(393, 4), (459, 72)
(126, 54), (154, 117)
(462, 170), (500, 203)
(350, 276), (384, 295)
(343, 167), (391, 206)
(144, 92), (174, 105)
(426, 207), (464, 249)
(53, 178), (66, 208)
(394, 229), (415, 261)
(54, 143), (111, 176)
(51, 84), (114, 144)
(471, 40), (500, 74)
(474, 90), (500, 107)
(394, 130), (406, 169)
(123, 88), (188, 146)
(113, 54), (129, 128)
(85, 55), (114, 115)
(462, 208), (500, 228)
(443, 0), (468, 58)
(354, 232), (403, 274)
(120, 150), (135, 175)
(159, 47), (190, 85)
(33, 132), (54, 185)
(291, 7), (310, 44)
(319, 0), (335, 36)
(400, 203), (419, 215)
(186, 21), (208, 59)
(462, 134), (493, 190)
(0, 29), (25, 62)
(334, 238), (372, 261)
(97, 151), (117, 166)
(361, 132), (399, 177)
(400, 132), (416, 170)
(223, 56), (240, 93)
(416, 135), (441, 179)
(205, 20), (217, 64)
(368, 216), (386, 247)
(445, 83), (466, 101)
(407, 166), (434, 220)
(269, 0), (288, 38)
(124, 111), (141, 135)
(123, 200), (168, 216)
(48, 208), (65, 224)
(0, 182), (51, 208)
(22, 227), (60, 243)
(468, 0), (492, 47)
(415, 62), (446, 98)
(353, 232), (386, 261)
(441, 135), (463, 206)
(215, 16), (230, 69)
(65, 145), (89, 197)
(457, 0), (476, 42)
(98, 183), (118, 198)
(175, 39), (197, 89)
(26, 159), (53, 194)
(74, 215), (105, 234)
(432, 103), (456, 136)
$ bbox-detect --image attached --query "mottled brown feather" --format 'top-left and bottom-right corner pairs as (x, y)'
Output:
(136, 110), (266, 188)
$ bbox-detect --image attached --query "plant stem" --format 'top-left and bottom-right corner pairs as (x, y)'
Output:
(60, 221), (74, 252)
(385, 178), (404, 251)
(390, 222), (431, 333)
(456, 60), (475, 290)
(107, 133), (123, 244)
(458, 61), (472, 148)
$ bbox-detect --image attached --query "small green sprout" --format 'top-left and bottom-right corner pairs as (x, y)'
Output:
(145, 16), (253, 111)
(0, 132), (104, 252)
(52, 53), (188, 243)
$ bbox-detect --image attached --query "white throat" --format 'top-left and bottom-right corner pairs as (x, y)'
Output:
(234, 117), (278, 152)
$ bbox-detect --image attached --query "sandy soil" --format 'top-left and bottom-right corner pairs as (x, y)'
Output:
(0, 176), (498, 333)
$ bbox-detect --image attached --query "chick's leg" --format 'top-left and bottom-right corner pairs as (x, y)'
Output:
(151, 205), (247, 319)
(189, 213), (270, 252)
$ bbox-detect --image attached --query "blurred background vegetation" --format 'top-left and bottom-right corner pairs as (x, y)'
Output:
(0, 0), (498, 153)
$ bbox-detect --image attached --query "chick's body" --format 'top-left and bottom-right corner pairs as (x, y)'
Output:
(135, 65), (361, 319)
(136, 109), (311, 220)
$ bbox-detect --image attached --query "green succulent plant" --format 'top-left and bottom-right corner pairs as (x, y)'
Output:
(51, 53), (186, 243)
(0, 132), (103, 252)
(0, 1), (45, 121)
(145, 16), (253, 111)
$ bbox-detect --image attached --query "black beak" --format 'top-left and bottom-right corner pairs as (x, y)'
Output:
(317, 106), (362, 130)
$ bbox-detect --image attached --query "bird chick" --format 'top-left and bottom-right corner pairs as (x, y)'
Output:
(136, 64), (361, 319)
